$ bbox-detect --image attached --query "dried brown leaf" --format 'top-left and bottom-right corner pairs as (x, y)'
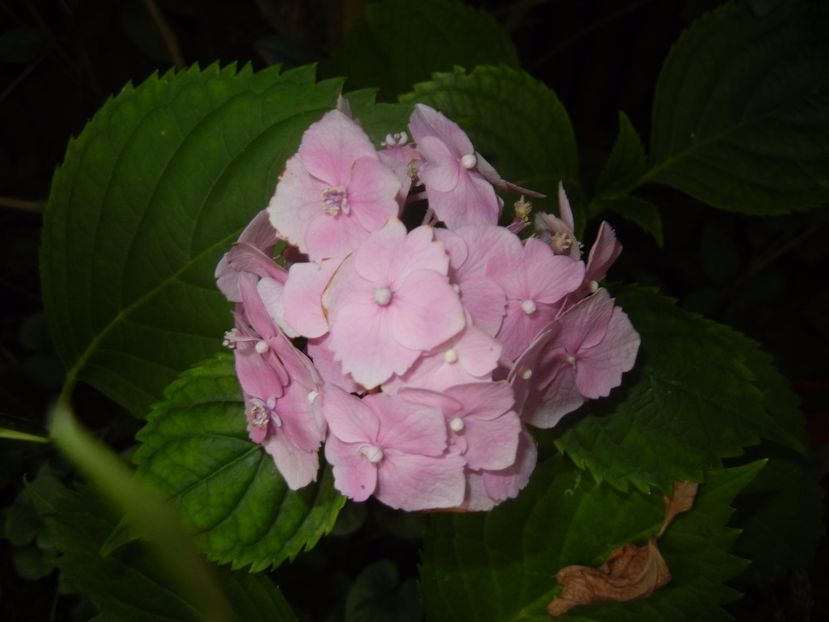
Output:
(659, 480), (699, 537)
(546, 537), (671, 617)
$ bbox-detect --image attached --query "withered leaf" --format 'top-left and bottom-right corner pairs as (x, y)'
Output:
(659, 480), (699, 537)
(546, 537), (670, 618)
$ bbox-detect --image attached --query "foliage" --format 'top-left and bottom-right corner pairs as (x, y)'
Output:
(134, 354), (344, 571)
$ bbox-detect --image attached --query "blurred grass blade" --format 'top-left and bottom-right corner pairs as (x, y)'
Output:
(49, 399), (235, 622)
(0, 426), (50, 443)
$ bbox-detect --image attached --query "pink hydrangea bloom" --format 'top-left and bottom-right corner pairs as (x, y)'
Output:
(463, 429), (537, 511)
(398, 382), (521, 472)
(510, 288), (640, 429)
(435, 226), (513, 337)
(383, 324), (501, 393)
(489, 237), (585, 360)
(268, 109), (401, 260)
(408, 104), (501, 228)
(322, 386), (465, 510)
(325, 219), (465, 389)
(216, 210), (282, 302)
(217, 102), (640, 509)
(231, 276), (325, 489)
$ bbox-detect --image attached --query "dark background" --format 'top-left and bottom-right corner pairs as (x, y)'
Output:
(1, 1), (826, 620)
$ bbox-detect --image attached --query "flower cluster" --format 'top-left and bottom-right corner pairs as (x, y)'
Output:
(215, 101), (640, 511)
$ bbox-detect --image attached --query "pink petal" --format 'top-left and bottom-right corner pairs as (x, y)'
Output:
(576, 305), (640, 399)
(307, 336), (361, 393)
(375, 451), (466, 511)
(483, 428), (537, 502)
(390, 269), (466, 352)
(427, 171), (500, 229)
(347, 156), (402, 231)
(257, 277), (296, 338)
(408, 104), (473, 156)
(268, 155), (325, 254)
(378, 144), (419, 204)
(369, 393), (448, 457)
(585, 221), (622, 285)
(330, 302), (420, 389)
(462, 410), (521, 471)
(282, 259), (339, 338)
(299, 109), (377, 185)
(325, 436), (377, 502)
(522, 239), (585, 304)
(417, 136), (461, 192)
(445, 381), (515, 421)
(456, 277), (507, 337)
(321, 385), (379, 444)
(523, 364), (583, 429)
(304, 208), (373, 261)
(263, 435), (319, 490)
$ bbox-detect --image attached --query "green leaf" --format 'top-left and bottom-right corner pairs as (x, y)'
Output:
(134, 354), (344, 571)
(419, 455), (762, 622)
(733, 456), (824, 584)
(643, 1), (829, 214)
(25, 468), (296, 622)
(401, 66), (580, 227)
(42, 64), (344, 416)
(556, 286), (804, 493)
(596, 196), (663, 246)
(327, 0), (519, 99)
(595, 112), (647, 197)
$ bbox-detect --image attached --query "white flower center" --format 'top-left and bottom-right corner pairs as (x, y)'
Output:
(247, 402), (269, 427)
(451, 283), (461, 294)
(589, 280), (599, 292)
(443, 348), (458, 364)
(307, 390), (319, 403)
(373, 287), (392, 306)
(521, 299), (537, 315)
(321, 187), (349, 216)
(255, 340), (269, 354)
(564, 353), (577, 366)
(449, 417), (465, 432)
(360, 444), (384, 464)
(461, 153), (477, 170)
(521, 368), (533, 380)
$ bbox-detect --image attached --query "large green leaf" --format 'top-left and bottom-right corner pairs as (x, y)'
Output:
(556, 286), (805, 493)
(326, 0), (519, 99)
(732, 455), (824, 584)
(25, 467), (296, 622)
(642, 1), (829, 214)
(401, 66), (580, 227)
(595, 112), (647, 198)
(42, 64), (348, 416)
(134, 354), (344, 571)
(419, 455), (762, 622)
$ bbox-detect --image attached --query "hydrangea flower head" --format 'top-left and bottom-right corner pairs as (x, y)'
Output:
(216, 99), (640, 512)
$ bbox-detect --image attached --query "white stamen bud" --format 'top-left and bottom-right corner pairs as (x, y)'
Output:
(443, 348), (458, 364)
(383, 133), (394, 147)
(521, 299), (537, 315)
(452, 283), (461, 294)
(589, 280), (599, 292)
(449, 417), (465, 432)
(521, 368), (533, 380)
(255, 340), (269, 354)
(271, 413), (283, 428)
(373, 287), (392, 306)
(222, 329), (239, 349)
(307, 390), (319, 403)
(396, 131), (408, 145)
(564, 353), (577, 366)
(360, 445), (384, 464)
(461, 153), (477, 170)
